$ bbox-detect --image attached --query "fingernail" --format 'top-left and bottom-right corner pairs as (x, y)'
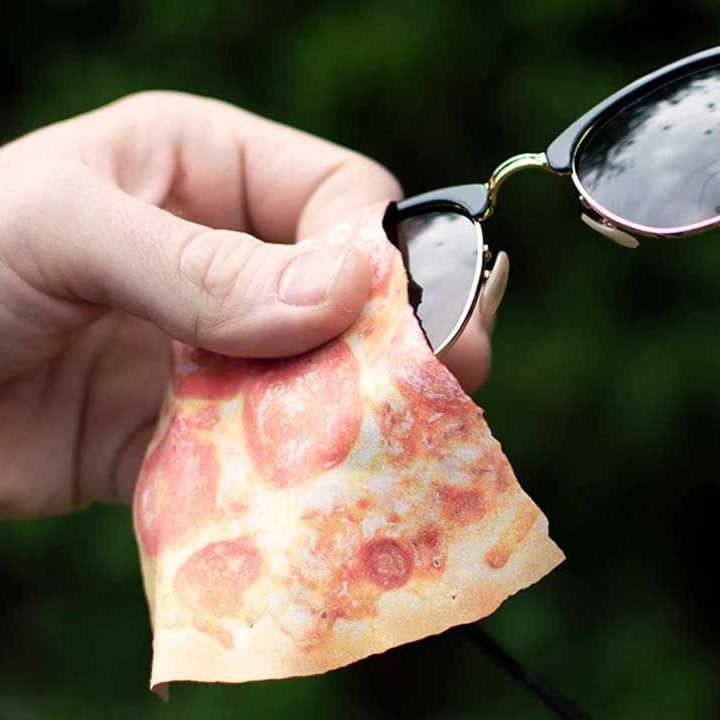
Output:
(479, 251), (509, 330)
(277, 245), (352, 306)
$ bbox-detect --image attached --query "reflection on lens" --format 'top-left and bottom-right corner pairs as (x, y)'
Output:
(576, 64), (720, 230)
(395, 211), (481, 352)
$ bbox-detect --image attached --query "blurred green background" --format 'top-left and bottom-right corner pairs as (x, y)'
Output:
(2, 1), (720, 718)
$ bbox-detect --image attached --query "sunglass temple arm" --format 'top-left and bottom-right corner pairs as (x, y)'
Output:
(483, 151), (640, 248)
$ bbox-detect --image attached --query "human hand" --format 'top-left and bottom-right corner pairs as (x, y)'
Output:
(0, 92), (493, 518)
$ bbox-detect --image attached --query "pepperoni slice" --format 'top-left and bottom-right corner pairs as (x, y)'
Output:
(438, 486), (486, 525)
(243, 340), (362, 486)
(174, 538), (262, 617)
(411, 526), (446, 574)
(360, 538), (413, 589)
(133, 414), (219, 556)
(378, 312), (482, 465)
(173, 345), (251, 400)
(392, 312), (473, 413)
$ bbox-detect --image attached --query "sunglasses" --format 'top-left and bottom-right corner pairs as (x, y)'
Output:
(384, 46), (720, 355)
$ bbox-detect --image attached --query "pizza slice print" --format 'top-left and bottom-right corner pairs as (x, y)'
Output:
(133, 202), (564, 688)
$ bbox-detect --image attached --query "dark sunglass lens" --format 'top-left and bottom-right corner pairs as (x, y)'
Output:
(394, 211), (481, 352)
(576, 64), (720, 230)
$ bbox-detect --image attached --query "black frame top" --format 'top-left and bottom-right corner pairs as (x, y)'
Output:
(393, 184), (489, 219)
(545, 45), (720, 172)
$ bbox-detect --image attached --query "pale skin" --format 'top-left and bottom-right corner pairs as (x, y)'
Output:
(0, 91), (495, 519)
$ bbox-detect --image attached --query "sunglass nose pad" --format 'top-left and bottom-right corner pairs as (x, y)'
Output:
(581, 213), (640, 249)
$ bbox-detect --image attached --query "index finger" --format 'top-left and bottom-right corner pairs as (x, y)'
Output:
(214, 95), (404, 239)
(78, 92), (404, 243)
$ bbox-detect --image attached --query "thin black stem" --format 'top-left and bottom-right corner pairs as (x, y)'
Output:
(462, 625), (591, 720)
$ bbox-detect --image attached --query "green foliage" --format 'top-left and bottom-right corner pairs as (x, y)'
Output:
(2, 1), (720, 717)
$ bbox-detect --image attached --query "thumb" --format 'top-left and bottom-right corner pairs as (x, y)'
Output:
(19, 164), (372, 357)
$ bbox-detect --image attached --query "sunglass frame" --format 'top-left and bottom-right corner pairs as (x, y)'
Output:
(388, 45), (720, 353)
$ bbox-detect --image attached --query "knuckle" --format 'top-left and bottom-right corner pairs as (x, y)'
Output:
(358, 156), (404, 199)
(177, 229), (262, 344)
(113, 90), (182, 110)
(109, 90), (209, 118)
